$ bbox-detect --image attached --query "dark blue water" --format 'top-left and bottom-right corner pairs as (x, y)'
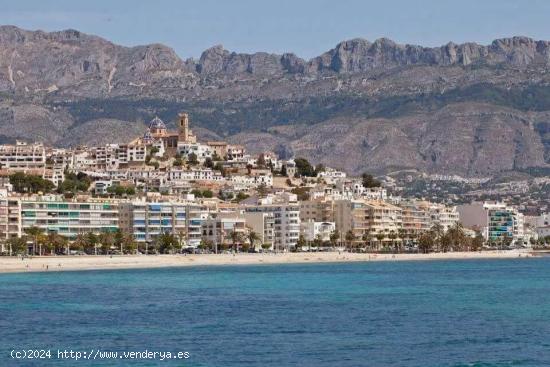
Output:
(1, 259), (550, 366)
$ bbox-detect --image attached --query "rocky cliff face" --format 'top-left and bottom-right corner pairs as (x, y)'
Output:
(0, 25), (549, 176)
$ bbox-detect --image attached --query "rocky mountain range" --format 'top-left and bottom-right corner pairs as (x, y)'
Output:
(0, 25), (549, 176)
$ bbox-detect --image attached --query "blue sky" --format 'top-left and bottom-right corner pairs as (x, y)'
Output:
(0, 0), (549, 59)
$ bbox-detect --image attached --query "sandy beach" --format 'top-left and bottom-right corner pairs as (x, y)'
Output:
(0, 250), (537, 274)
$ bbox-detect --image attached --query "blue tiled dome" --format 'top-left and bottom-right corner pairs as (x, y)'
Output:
(142, 130), (153, 143)
(148, 116), (166, 130)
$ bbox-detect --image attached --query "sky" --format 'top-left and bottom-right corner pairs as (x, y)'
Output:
(0, 0), (550, 60)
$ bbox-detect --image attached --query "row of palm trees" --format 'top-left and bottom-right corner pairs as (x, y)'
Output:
(197, 230), (272, 254)
(294, 223), (487, 254)
(5, 226), (138, 256)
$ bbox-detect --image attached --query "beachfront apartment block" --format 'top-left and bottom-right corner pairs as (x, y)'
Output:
(0, 190), (22, 243)
(399, 199), (432, 237)
(484, 202), (525, 244)
(201, 213), (247, 249)
(243, 211), (275, 247)
(429, 204), (460, 232)
(245, 194), (300, 250)
(334, 199), (403, 245)
(16, 196), (119, 239)
(300, 198), (335, 223)
(119, 201), (210, 247)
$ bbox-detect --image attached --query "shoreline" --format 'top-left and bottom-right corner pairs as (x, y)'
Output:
(0, 250), (540, 274)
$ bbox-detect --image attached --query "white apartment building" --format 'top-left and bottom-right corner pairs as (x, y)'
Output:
(484, 202), (525, 244)
(226, 145), (245, 161)
(120, 200), (210, 248)
(177, 143), (212, 162)
(300, 220), (335, 242)
(245, 194), (300, 250)
(429, 204), (460, 232)
(0, 141), (46, 169)
(18, 196), (119, 239)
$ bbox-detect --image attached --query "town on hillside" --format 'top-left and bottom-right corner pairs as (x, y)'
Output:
(0, 113), (548, 255)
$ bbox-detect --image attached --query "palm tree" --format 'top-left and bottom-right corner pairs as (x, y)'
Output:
(247, 230), (260, 251)
(155, 233), (179, 254)
(24, 226), (44, 255)
(430, 223), (444, 252)
(295, 234), (306, 252)
(47, 232), (67, 255)
(329, 229), (340, 250)
(73, 233), (88, 255)
(398, 228), (407, 251)
(86, 232), (99, 255)
(313, 234), (323, 251)
(388, 230), (398, 253)
(229, 230), (243, 253)
(375, 232), (385, 251)
(361, 231), (371, 252)
(471, 232), (485, 251)
(345, 230), (356, 253)
(447, 222), (466, 251)
(8, 236), (27, 256)
(99, 232), (115, 255)
(418, 232), (434, 253)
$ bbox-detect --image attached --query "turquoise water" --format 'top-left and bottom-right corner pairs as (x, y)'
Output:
(1, 258), (550, 366)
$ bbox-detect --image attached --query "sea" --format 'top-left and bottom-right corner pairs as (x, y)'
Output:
(1, 258), (550, 366)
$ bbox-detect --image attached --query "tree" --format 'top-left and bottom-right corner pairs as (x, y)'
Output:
(257, 184), (268, 198)
(345, 230), (356, 252)
(280, 164), (287, 177)
(295, 234), (306, 252)
(204, 157), (214, 169)
(398, 228), (408, 250)
(329, 229), (340, 249)
(447, 223), (466, 251)
(361, 173), (381, 188)
(314, 164), (325, 176)
(430, 223), (444, 251)
(7, 236), (27, 256)
(313, 234), (323, 250)
(198, 239), (213, 253)
(188, 152), (198, 165)
(294, 157), (315, 177)
(290, 187), (310, 201)
(388, 230), (398, 253)
(440, 232), (452, 253)
(247, 231), (260, 250)
(24, 226), (45, 256)
(57, 172), (91, 194)
(99, 232), (115, 254)
(86, 232), (99, 255)
(362, 230), (372, 251)
(229, 231), (243, 253)
(375, 232), (385, 250)
(156, 233), (179, 254)
(235, 192), (249, 202)
(501, 233), (513, 248)
(418, 232), (434, 253)
(10, 172), (55, 194)
(123, 238), (137, 254)
(47, 232), (67, 255)
(257, 154), (266, 168)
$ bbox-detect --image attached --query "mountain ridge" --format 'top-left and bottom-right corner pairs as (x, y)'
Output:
(0, 25), (549, 176)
